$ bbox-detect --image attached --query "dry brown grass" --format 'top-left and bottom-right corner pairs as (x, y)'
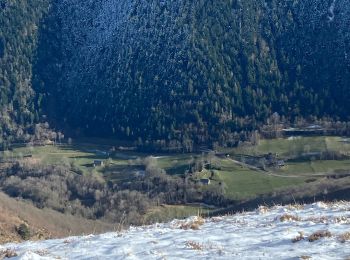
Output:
(33, 249), (49, 257)
(292, 231), (305, 243)
(305, 216), (328, 224)
(20, 157), (42, 166)
(257, 206), (269, 214)
(308, 230), (332, 242)
(280, 214), (301, 222)
(209, 217), (223, 223)
(186, 240), (224, 254)
(334, 216), (350, 224)
(186, 241), (204, 250)
(180, 217), (205, 230)
(338, 232), (350, 243)
(287, 204), (305, 210)
(299, 256), (312, 260)
(0, 248), (17, 258)
(0, 192), (114, 244)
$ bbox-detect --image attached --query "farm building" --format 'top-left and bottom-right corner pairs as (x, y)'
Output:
(200, 179), (211, 185)
(277, 160), (285, 167)
(93, 160), (104, 167)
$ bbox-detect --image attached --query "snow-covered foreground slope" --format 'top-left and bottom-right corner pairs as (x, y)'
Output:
(2, 202), (350, 260)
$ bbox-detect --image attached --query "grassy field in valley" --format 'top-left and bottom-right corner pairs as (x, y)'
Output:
(144, 204), (215, 223)
(1, 135), (350, 218)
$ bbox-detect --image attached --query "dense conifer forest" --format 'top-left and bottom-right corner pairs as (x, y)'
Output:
(1, 0), (350, 150)
(0, 0), (50, 149)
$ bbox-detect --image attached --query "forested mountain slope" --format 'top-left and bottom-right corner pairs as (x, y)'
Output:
(0, 0), (50, 148)
(1, 0), (350, 149)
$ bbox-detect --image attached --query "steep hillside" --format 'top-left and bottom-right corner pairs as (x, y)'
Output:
(1, 0), (350, 149)
(0, 192), (114, 244)
(2, 202), (350, 259)
(37, 0), (350, 148)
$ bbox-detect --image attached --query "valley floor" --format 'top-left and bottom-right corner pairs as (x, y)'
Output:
(2, 201), (350, 259)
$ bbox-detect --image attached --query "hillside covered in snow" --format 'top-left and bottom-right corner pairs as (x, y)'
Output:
(1, 201), (350, 259)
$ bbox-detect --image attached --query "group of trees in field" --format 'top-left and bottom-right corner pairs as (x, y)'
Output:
(0, 157), (229, 225)
(0, 121), (64, 151)
(0, 161), (156, 225)
(261, 114), (350, 140)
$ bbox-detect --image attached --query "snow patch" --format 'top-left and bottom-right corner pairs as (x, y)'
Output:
(2, 202), (350, 259)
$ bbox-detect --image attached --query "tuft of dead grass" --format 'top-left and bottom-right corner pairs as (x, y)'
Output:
(287, 204), (305, 210)
(338, 232), (350, 243)
(308, 230), (332, 242)
(280, 214), (301, 222)
(34, 249), (49, 257)
(334, 216), (350, 224)
(0, 249), (18, 258)
(305, 216), (328, 224)
(180, 217), (205, 230)
(292, 231), (305, 243)
(257, 206), (269, 214)
(185, 240), (224, 253)
(300, 256), (312, 260)
(186, 241), (204, 250)
(209, 217), (223, 223)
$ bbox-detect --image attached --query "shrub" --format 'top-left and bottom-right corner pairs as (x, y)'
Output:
(16, 224), (31, 240)
(338, 232), (350, 243)
(308, 230), (332, 242)
(180, 217), (205, 230)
